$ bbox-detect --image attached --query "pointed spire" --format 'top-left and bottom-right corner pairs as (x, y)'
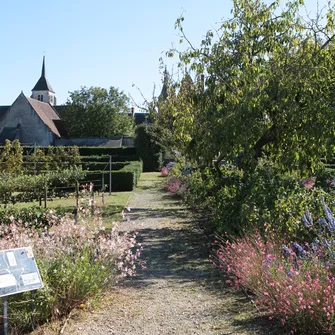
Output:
(41, 56), (46, 77)
(160, 67), (169, 100)
(32, 56), (54, 93)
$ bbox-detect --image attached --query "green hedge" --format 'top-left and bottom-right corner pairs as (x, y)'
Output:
(81, 155), (139, 163)
(78, 147), (136, 156)
(82, 161), (128, 171)
(83, 161), (143, 192)
(134, 124), (162, 172)
(19, 146), (137, 159)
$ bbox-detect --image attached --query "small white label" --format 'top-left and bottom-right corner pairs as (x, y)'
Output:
(6, 252), (17, 267)
(25, 247), (33, 258)
(21, 273), (40, 286)
(0, 274), (17, 288)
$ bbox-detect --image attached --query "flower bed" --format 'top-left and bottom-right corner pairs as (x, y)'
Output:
(0, 192), (143, 333)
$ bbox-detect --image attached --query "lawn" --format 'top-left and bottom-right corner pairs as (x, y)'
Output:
(2, 191), (132, 229)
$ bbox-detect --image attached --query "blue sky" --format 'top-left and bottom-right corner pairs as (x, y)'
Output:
(0, 0), (329, 108)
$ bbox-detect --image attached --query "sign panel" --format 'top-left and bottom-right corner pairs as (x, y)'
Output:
(0, 247), (43, 297)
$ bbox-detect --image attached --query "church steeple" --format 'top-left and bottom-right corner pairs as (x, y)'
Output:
(41, 56), (46, 77)
(159, 67), (169, 100)
(31, 56), (56, 105)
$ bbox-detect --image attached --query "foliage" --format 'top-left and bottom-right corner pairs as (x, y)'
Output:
(0, 206), (54, 230)
(134, 124), (162, 172)
(0, 140), (23, 174)
(0, 192), (143, 333)
(63, 86), (134, 137)
(84, 161), (143, 191)
(213, 199), (335, 335)
(156, 0), (335, 175)
(78, 147), (137, 156)
(0, 168), (86, 206)
(26, 146), (81, 173)
(176, 160), (335, 235)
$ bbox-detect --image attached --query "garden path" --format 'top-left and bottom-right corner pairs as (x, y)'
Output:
(56, 173), (283, 335)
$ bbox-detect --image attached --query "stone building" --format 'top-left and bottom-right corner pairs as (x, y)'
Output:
(0, 57), (66, 145)
(0, 57), (148, 147)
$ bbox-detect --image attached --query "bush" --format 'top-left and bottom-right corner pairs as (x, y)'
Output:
(77, 147), (136, 156)
(0, 194), (143, 333)
(81, 155), (139, 163)
(178, 161), (335, 235)
(0, 207), (55, 230)
(84, 161), (143, 192)
(82, 161), (128, 171)
(134, 124), (162, 172)
(213, 202), (335, 334)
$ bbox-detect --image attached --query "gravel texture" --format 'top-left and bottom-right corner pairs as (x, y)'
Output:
(33, 173), (286, 335)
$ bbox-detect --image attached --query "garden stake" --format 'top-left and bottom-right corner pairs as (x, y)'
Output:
(31, 290), (36, 329)
(101, 173), (105, 204)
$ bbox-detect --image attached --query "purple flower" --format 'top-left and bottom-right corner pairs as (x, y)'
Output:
(292, 242), (307, 258)
(302, 210), (313, 228)
(282, 244), (291, 258)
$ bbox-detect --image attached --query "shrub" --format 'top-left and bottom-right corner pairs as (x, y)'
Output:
(77, 147), (136, 157)
(0, 206), (55, 230)
(84, 161), (143, 192)
(0, 193), (143, 333)
(177, 160), (335, 235)
(134, 124), (162, 172)
(213, 202), (335, 334)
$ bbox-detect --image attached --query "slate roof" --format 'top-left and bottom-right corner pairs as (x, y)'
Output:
(134, 113), (151, 125)
(0, 106), (10, 122)
(53, 119), (69, 138)
(32, 57), (55, 93)
(26, 97), (61, 137)
(53, 105), (67, 118)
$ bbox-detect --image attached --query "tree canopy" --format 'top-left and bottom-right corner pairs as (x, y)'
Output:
(156, 0), (335, 176)
(63, 86), (134, 138)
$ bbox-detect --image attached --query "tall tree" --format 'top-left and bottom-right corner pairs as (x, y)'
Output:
(63, 86), (134, 137)
(157, 0), (335, 175)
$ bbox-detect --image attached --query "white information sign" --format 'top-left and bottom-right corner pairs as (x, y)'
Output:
(0, 247), (43, 297)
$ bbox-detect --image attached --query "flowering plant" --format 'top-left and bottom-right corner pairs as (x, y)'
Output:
(0, 191), (143, 332)
(213, 201), (335, 334)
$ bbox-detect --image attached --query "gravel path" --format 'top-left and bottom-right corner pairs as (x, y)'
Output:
(56, 173), (284, 335)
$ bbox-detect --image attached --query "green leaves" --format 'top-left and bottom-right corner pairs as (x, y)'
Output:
(64, 86), (134, 138)
(159, 0), (335, 175)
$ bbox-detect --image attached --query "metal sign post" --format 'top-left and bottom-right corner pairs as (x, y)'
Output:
(0, 247), (43, 333)
(3, 296), (7, 335)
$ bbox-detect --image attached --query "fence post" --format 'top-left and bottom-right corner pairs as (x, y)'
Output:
(44, 185), (47, 208)
(102, 173), (105, 204)
(109, 155), (112, 195)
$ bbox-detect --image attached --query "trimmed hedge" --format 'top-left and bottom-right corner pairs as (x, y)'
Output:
(81, 155), (139, 163)
(83, 161), (143, 192)
(78, 147), (136, 156)
(82, 161), (128, 171)
(134, 124), (162, 172)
